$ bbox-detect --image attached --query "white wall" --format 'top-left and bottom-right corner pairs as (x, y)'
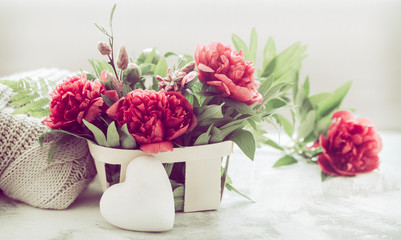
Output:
(0, 0), (400, 130)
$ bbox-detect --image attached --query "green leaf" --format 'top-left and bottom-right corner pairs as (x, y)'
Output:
(264, 98), (287, 113)
(232, 34), (250, 60)
(262, 37), (276, 71)
(196, 104), (224, 122)
(164, 52), (177, 58)
(257, 74), (274, 98)
(154, 56), (168, 78)
(314, 113), (333, 137)
(222, 98), (256, 116)
(274, 114), (294, 137)
(309, 92), (331, 107)
(225, 183), (255, 202)
(303, 76), (310, 98)
(109, 4), (117, 30)
(195, 91), (220, 98)
(164, 163), (174, 177)
(28, 108), (50, 118)
(106, 121), (120, 148)
(144, 48), (156, 64)
(194, 125), (213, 145)
(297, 110), (316, 140)
(210, 126), (223, 143)
(273, 155), (297, 168)
(88, 58), (114, 78)
(321, 171), (334, 182)
(316, 81), (352, 118)
(83, 119), (107, 146)
(9, 92), (40, 106)
(94, 23), (111, 38)
(101, 94), (116, 107)
(228, 129), (255, 160)
(264, 139), (284, 151)
(122, 83), (132, 97)
(261, 41), (307, 79)
(9, 90), (32, 102)
(119, 124), (137, 149)
(249, 28), (258, 63)
(12, 98), (50, 115)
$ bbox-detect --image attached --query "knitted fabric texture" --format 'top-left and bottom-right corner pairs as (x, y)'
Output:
(0, 112), (97, 209)
(0, 70), (97, 209)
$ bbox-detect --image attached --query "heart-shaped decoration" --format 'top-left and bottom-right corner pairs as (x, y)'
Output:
(99, 155), (175, 232)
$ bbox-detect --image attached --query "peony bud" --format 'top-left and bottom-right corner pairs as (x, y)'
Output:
(180, 61), (195, 74)
(124, 63), (142, 89)
(106, 72), (122, 93)
(97, 41), (112, 56)
(117, 45), (129, 70)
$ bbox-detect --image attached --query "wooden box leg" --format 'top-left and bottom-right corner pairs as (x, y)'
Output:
(94, 160), (109, 192)
(183, 157), (222, 212)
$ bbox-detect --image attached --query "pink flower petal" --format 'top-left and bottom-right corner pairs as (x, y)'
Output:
(140, 141), (174, 154)
(198, 63), (215, 73)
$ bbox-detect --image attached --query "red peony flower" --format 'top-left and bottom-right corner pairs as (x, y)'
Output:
(318, 111), (382, 176)
(194, 42), (262, 105)
(42, 73), (118, 131)
(106, 89), (197, 153)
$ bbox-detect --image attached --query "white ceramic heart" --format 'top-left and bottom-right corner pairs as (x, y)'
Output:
(99, 155), (175, 232)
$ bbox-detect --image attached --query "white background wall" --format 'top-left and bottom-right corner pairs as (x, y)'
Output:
(0, 0), (400, 130)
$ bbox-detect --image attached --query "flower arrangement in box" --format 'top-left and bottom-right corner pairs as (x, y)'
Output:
(0, 3), (383, 232)
(36, 4), (300, 213)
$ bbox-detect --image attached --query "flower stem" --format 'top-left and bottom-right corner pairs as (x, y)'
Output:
(108, 37), (120, 82)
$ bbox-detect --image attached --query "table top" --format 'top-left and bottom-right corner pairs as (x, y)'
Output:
(1, 131), (401, 240)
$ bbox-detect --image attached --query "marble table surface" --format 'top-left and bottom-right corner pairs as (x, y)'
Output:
(1, 131), (400, 240)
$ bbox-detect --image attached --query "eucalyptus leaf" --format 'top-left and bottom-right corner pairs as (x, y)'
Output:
(273, 155), (297, 168)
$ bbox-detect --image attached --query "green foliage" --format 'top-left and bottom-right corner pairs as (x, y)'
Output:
(228, 31), (353, 172)
(0, 77), (54, 118)
(273, 155), (297, 168)
(228, 129), (256, 161)
(270, 78), (352, 168)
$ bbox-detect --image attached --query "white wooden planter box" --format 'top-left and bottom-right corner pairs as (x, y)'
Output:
(87, 140), (234, 213)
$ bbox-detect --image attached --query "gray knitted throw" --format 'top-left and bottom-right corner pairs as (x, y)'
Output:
(0, 69), (97, 209)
